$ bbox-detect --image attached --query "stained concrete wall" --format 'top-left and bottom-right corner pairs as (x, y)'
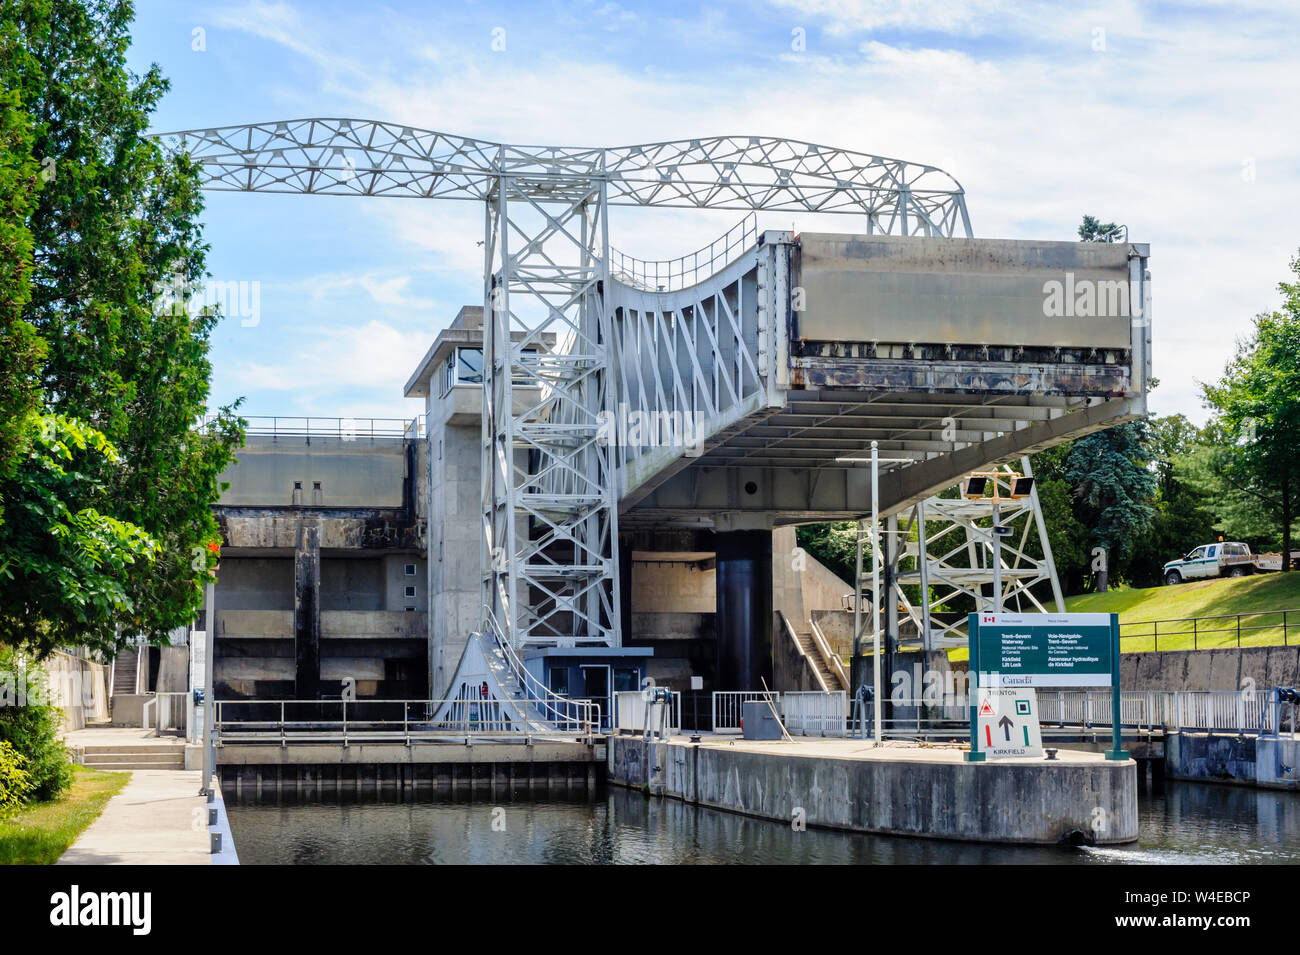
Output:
(1257, 737), (1300, 789)
(1166, 732), (1257, 785)
(217, 435), (409, 508)
(1121, 645), (1300, 692)
(427, 417), (482, 698)
(608, 736), (1138, 845)
(772, 526), (851, 632)
(44, 652), (109, 730)
(631, 560), (714, 613)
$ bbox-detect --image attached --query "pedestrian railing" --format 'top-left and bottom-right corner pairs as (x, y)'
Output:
(201, 414), (423, 439)
(711, 690), (780, 734)
(1120, 608), (1298, 651)
(213, 697), (599, 743)
(612, 691), (681, 735)
(146, 691), (189, 735)
(766, 688), (1291, 740)
(783, 691), (848, 737)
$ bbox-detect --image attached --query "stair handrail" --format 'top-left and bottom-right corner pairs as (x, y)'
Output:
(777, 610), (828, 692)
(808, 616), (850, 691)
(481, 608), (599, 733)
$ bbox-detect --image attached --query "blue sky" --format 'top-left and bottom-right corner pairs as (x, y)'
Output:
(127, 0), (1300, 425)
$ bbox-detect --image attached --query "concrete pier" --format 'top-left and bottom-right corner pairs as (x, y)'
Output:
(608, 735), (1138, 845)
(215, 738), (604, 797)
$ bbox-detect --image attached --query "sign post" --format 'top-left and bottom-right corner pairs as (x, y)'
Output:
(965, 611), (1128, 762)
(1105, 613), (1126, 760)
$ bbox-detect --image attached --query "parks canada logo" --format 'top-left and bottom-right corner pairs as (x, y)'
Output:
(49, 885), (152, 936)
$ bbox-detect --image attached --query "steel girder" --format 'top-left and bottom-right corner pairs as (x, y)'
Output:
(155, 119), (971, 234)
(481, 177), (620, 647)
(156, 118), (974, 651)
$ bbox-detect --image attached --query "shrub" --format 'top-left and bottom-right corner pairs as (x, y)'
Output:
(0, 740), (32, 818)
(0, 647), (72, 803)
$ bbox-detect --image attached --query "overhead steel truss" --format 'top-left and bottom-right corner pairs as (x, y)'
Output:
(157, 118), (972, 649)
(852, 458), (1066, 658)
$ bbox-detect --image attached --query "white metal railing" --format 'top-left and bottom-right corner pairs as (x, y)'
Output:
(612, 691), (682, 735)
(213, 697), (599, 742)
(782, 691), (848, 737)
(875, 689), (1281, 737)
(711, 690), (781, 734)
(609, 213), (758, 292)
(481, 615), (602, 731)
(200, 414), (423, 439)
(146, 691), (189, 735)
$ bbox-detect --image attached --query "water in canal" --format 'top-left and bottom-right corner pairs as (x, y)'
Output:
(225, 780), (1300, 865)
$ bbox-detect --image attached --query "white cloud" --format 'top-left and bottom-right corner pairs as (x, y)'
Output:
(198, 0), (1300, 424)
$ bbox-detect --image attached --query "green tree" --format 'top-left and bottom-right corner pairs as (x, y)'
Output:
(1078, 214), (1124, 244)
(1121, 415), (1215, 587)
(796, 522), (858, 586)
(1063, 421), (1157, 589)
(8, 0), (243, 645)
(0, 19), (45, 492)
(1201, 255), (1300, 570)
(0, 416), (159, 657)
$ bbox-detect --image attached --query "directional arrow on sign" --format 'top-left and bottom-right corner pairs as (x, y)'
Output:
(998, 715), (1014, 741)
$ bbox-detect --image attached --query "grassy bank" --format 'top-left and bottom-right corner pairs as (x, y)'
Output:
(943, 572), (1300, 661)
(1066, 572), (1300, 651)
(0, 765), (129, 865)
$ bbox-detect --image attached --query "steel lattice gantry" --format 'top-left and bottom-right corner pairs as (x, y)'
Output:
(157, 119), (973, 650)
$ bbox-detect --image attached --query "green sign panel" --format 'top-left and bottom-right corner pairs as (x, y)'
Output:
(972, 612), (1113, 687)
(966, 611), (1127, 762)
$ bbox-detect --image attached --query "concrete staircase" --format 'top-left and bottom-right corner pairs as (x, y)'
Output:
(79, 742), (187, 771)
(111, 649), (139, 695)
(796, 630), (843, 691)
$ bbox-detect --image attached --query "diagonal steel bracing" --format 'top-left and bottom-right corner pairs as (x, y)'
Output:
(156, 118), (975, 651)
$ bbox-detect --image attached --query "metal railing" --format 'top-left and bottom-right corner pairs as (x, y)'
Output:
(213, 697), (599, 743)
(711, 690), (781, 734)
(146, 691), (189, 735)
(480, 613), (603, 732)
(609, 213), (758, 292)
(200, 414), (423, 439)
(877, 689), (1285, 739)
(808, 618), (850, 690)
(1119, 608), (1297, 651)
(782, 691), (848, 737)
(612, 691), (682, 735)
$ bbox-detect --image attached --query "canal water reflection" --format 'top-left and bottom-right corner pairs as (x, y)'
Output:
(225, 781), (1300, 865)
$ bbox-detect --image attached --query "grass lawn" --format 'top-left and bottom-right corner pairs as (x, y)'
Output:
(0, 765), (129, 865)
(1066, 572), (1300, 651)
(944, 572), (1300, 661)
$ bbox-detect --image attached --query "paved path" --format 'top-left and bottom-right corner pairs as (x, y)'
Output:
(58, 770), (211, 865)
(62, 727), (190, 749)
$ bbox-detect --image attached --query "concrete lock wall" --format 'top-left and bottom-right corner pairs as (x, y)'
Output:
(1165, 732), (1258, 785)
(428, 417), (483, 698)
(608, 737), (1138, 845)
(1121, 645), (1300, 692)
(217, 435), (408, 508)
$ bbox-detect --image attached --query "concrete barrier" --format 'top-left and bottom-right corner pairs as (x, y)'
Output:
(1165, 732), (1257, 785)
(608, 736), (1137, 845)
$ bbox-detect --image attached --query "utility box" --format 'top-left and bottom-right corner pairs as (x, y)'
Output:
(742, 701), (783, 741)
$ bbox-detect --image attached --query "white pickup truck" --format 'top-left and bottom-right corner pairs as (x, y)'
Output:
(1163, 542), (1283, 585)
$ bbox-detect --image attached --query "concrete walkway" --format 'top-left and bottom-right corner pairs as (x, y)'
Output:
(58, 769), (211, 865)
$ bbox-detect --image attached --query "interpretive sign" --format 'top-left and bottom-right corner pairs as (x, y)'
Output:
(967, 612), (1126, 762)
(973, 612), (1113, 687)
